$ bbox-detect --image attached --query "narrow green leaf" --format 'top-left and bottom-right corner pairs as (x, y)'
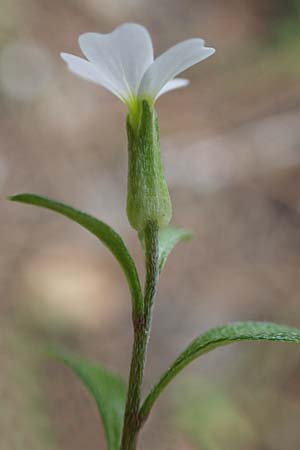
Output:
(9, 193), (143, 316)
(49, 348), (126, 450)
(158, 226), (193, 272)
(140, 321), (300, 421)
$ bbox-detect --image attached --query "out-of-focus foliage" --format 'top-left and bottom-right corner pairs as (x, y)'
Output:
(50, 348), (126, 450)
(173, 379), (257, 450)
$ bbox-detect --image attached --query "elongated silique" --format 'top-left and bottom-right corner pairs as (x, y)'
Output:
(126, 100), (172, 232)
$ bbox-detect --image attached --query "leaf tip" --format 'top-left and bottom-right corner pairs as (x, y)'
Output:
(7, 193), (26, 202)
(183, 230), (194, 241)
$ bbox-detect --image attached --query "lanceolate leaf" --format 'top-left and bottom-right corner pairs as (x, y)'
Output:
(158, 226), (193, 272)
(140, 321), (300, 421)
(9, 193), (143, 316)
(49, 348), (126, 450)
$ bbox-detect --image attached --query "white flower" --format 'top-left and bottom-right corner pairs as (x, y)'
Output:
(61, 23), (215, 112)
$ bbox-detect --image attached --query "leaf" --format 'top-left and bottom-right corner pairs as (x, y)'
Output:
(9, 193), (143, 316)
(49, 347), (126, 450)
(140, 321), (300, 421)
(158, 226), (193, 272)
(174, 379), (257, 450)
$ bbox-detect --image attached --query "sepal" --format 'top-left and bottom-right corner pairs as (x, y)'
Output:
(126, 100), (172, 231)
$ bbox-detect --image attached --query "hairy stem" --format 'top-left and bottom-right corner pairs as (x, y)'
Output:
(120, 222), (159, 450)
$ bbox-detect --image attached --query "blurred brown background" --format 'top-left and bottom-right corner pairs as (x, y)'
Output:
(2, 1), (300, 449)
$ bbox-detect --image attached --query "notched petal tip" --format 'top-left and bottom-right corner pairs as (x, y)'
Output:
(78, 22), (151, 42)
(77, 23), (154, 101)
(59, 52), (105, 86)
(205, 46), (216, 56)
(139, 37), (216, 99)
(78, 32), (98, 49)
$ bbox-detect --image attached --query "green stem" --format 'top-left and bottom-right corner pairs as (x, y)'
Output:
(120, 222), (159, 450)
(138, 356), (183, 428)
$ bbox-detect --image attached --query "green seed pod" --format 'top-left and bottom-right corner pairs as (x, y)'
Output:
(126, 100), (172, 232)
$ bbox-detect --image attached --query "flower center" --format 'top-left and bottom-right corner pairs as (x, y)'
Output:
(127, 96), (142, 131)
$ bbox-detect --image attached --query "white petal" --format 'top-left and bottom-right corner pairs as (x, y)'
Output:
(60, 52), (125, 99)
(78, 23), (153, 102)
(156, 78), (189, 99)
(139, 39), (215, 99)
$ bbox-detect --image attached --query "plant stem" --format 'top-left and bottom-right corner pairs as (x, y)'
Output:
(120, 222), (159, 450)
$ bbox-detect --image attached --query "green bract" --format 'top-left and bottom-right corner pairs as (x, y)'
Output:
(158, 226), (194, 272)
(126, 100), (172, 231)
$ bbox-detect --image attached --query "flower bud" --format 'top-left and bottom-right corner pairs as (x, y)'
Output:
(126, 100), (172, 231)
